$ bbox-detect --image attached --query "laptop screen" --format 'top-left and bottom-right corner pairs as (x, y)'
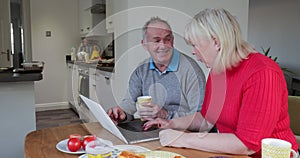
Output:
(80, 95), (160, 144)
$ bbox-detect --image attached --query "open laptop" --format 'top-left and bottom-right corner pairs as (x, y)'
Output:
(79, 95), (160, 144)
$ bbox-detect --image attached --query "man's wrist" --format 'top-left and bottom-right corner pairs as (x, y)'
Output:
(120, 113), (133, 123)
(158, 108), (169, 119)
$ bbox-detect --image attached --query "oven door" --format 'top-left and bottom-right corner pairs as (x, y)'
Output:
(78, 72), (97, 123)
(79, 73), (89, 98)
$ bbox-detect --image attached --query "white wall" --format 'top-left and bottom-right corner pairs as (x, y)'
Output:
(248, 0), (300, 92)
(31, 0), (80, 105)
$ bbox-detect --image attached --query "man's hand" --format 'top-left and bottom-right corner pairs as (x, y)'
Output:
(107, 106), (126, 125)
(138, 102), (168, 120)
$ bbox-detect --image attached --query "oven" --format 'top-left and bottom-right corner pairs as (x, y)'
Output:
(77, 65), (98, 123)
(78, 66), (89, 99)
(77, 66), (91, 122)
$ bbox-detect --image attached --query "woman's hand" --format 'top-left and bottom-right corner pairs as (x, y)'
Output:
(142, 118), (171, 130)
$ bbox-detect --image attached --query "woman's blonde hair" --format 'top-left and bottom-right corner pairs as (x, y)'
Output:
(185, 8), (255, 73)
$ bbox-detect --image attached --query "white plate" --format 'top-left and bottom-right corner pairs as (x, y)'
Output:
(78, 145), (150, 158)
(56, 139), (85, 154)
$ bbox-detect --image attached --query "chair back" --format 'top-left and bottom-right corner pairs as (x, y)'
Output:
(288, 96), (300, 135)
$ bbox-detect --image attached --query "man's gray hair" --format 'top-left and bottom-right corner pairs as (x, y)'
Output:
(142, 17), (173, 40)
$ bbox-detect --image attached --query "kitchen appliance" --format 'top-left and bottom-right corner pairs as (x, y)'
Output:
(78, 66), (89, 99)
(77, 65), (97, 122)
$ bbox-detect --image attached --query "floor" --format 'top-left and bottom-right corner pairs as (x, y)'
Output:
(36, 109), (83, 130)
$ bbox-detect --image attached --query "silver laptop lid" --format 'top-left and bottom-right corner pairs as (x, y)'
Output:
(80, 95), (128, 144)
(80, 95), (160, 144)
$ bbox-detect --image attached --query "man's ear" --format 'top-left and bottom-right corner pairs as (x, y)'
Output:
(141, 39), (148, 51)
(212, 37), (221, 51)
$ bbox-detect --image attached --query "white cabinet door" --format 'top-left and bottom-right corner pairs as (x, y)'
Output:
(70, 64), (80, 111)
(79, 0), (106, 36)
(0, 0), (13, 68)
(67, 63), (73, 105)
(89, 67), (97, 102)
(105, 0), (114, 33)
(79, 0), (92, 35)
(95, 70), (117, 112)
(67, 63), (77, 107)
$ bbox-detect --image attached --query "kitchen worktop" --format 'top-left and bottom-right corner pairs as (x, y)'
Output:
(66, 60), (114, 72)
(0, 69), (43, 82)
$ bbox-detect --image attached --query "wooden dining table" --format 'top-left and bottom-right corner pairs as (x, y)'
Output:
(24, 122), (250, 158)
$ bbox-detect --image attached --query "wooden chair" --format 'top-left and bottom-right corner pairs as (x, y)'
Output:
(288, 96), (300, 147)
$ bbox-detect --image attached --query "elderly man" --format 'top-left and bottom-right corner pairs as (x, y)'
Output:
(108, 17), (206, 124)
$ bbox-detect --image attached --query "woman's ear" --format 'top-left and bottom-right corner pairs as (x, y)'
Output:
(212, 37), (221, 51)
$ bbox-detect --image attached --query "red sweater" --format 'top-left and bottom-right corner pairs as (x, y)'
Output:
(201, 53), (298, 157)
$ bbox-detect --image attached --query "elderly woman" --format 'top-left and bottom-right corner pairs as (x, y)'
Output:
(143, 8), (299, 157)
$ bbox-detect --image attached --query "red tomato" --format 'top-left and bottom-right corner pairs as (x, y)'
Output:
(82, 135), (96, 150)
(67, 138), (82, 152)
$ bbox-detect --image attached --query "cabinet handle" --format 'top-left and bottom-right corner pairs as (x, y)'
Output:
(104, 76), (110, 80)
(6, 49), (10, 61)
(1, 50), (10, 61)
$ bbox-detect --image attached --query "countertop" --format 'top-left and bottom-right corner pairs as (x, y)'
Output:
(0, 68), (43, 82)
(66, 60), (114, 72)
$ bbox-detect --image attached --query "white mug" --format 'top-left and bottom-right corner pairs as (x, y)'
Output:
(136, 96), (152, 121)
(261, 138), (298, 158)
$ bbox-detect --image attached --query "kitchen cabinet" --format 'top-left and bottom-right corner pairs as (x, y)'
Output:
(67, 63), (75, 107)
(95, 69), (117, 111)
(0, 0), (13, 68)
(67, 63), (79, 112)
(67, 63), (116, 123)
(67, 63), (96, 123)
(69, 65), (117, 123)
(105, 0), (113, 33)
(79, 0), (106, 36)
(89, 67), (98, 102)
(90, 67), (116, 112)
